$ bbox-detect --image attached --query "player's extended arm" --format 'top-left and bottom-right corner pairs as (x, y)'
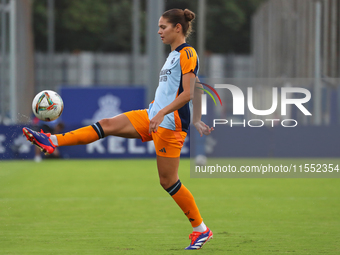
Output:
(192, 76), (203, 123)
(192, 77), (214, 137)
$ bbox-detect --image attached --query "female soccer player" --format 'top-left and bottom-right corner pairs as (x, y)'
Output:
(23, 8), (213, 250)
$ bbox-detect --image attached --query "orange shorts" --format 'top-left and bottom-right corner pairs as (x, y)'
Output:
(124, 109), (187, 158)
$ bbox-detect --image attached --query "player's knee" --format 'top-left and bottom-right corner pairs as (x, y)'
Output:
(98, 118), (110, 129)
(159, 177), (176, 190)
(98, 118), (117, 134)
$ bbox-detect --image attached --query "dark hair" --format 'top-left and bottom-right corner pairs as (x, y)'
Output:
(162, 8), (195, 38)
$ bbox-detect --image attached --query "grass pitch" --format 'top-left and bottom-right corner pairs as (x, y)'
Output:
(0, 159), (339, 254)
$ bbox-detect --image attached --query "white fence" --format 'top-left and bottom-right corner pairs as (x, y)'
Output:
(0, 52), (253, 123)
(34, 52), (253, 92)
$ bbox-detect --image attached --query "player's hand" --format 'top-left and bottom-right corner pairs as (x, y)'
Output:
(149, 112), (165, 134)
(193, 121), (214, 137)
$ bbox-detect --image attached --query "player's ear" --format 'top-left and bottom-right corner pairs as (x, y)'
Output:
(175, 23), (182, 33)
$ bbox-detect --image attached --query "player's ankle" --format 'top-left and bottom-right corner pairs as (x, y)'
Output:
(49, 135), (58, 147)
(193, 221), (207, 232)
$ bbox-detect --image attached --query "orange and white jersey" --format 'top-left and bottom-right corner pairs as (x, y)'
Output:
(147, 43), (199, 132)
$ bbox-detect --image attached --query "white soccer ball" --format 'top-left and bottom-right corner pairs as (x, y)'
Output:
(32, 90), (64, 121)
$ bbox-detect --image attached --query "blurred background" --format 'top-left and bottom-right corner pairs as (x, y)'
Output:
(0, 0), (339, 159)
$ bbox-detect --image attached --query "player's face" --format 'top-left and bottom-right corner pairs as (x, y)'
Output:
(158, 16), (179, 45)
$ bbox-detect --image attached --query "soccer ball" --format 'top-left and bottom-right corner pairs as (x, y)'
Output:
(32, 90), (64, 121)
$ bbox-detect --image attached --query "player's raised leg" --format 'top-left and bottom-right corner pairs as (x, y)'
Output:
(156, 155), (213, 250)
(23, 114), (141, 154)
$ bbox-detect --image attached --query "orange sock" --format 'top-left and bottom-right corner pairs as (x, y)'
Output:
(166, 180), (203, 228)
(56, 122), (105, 146)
